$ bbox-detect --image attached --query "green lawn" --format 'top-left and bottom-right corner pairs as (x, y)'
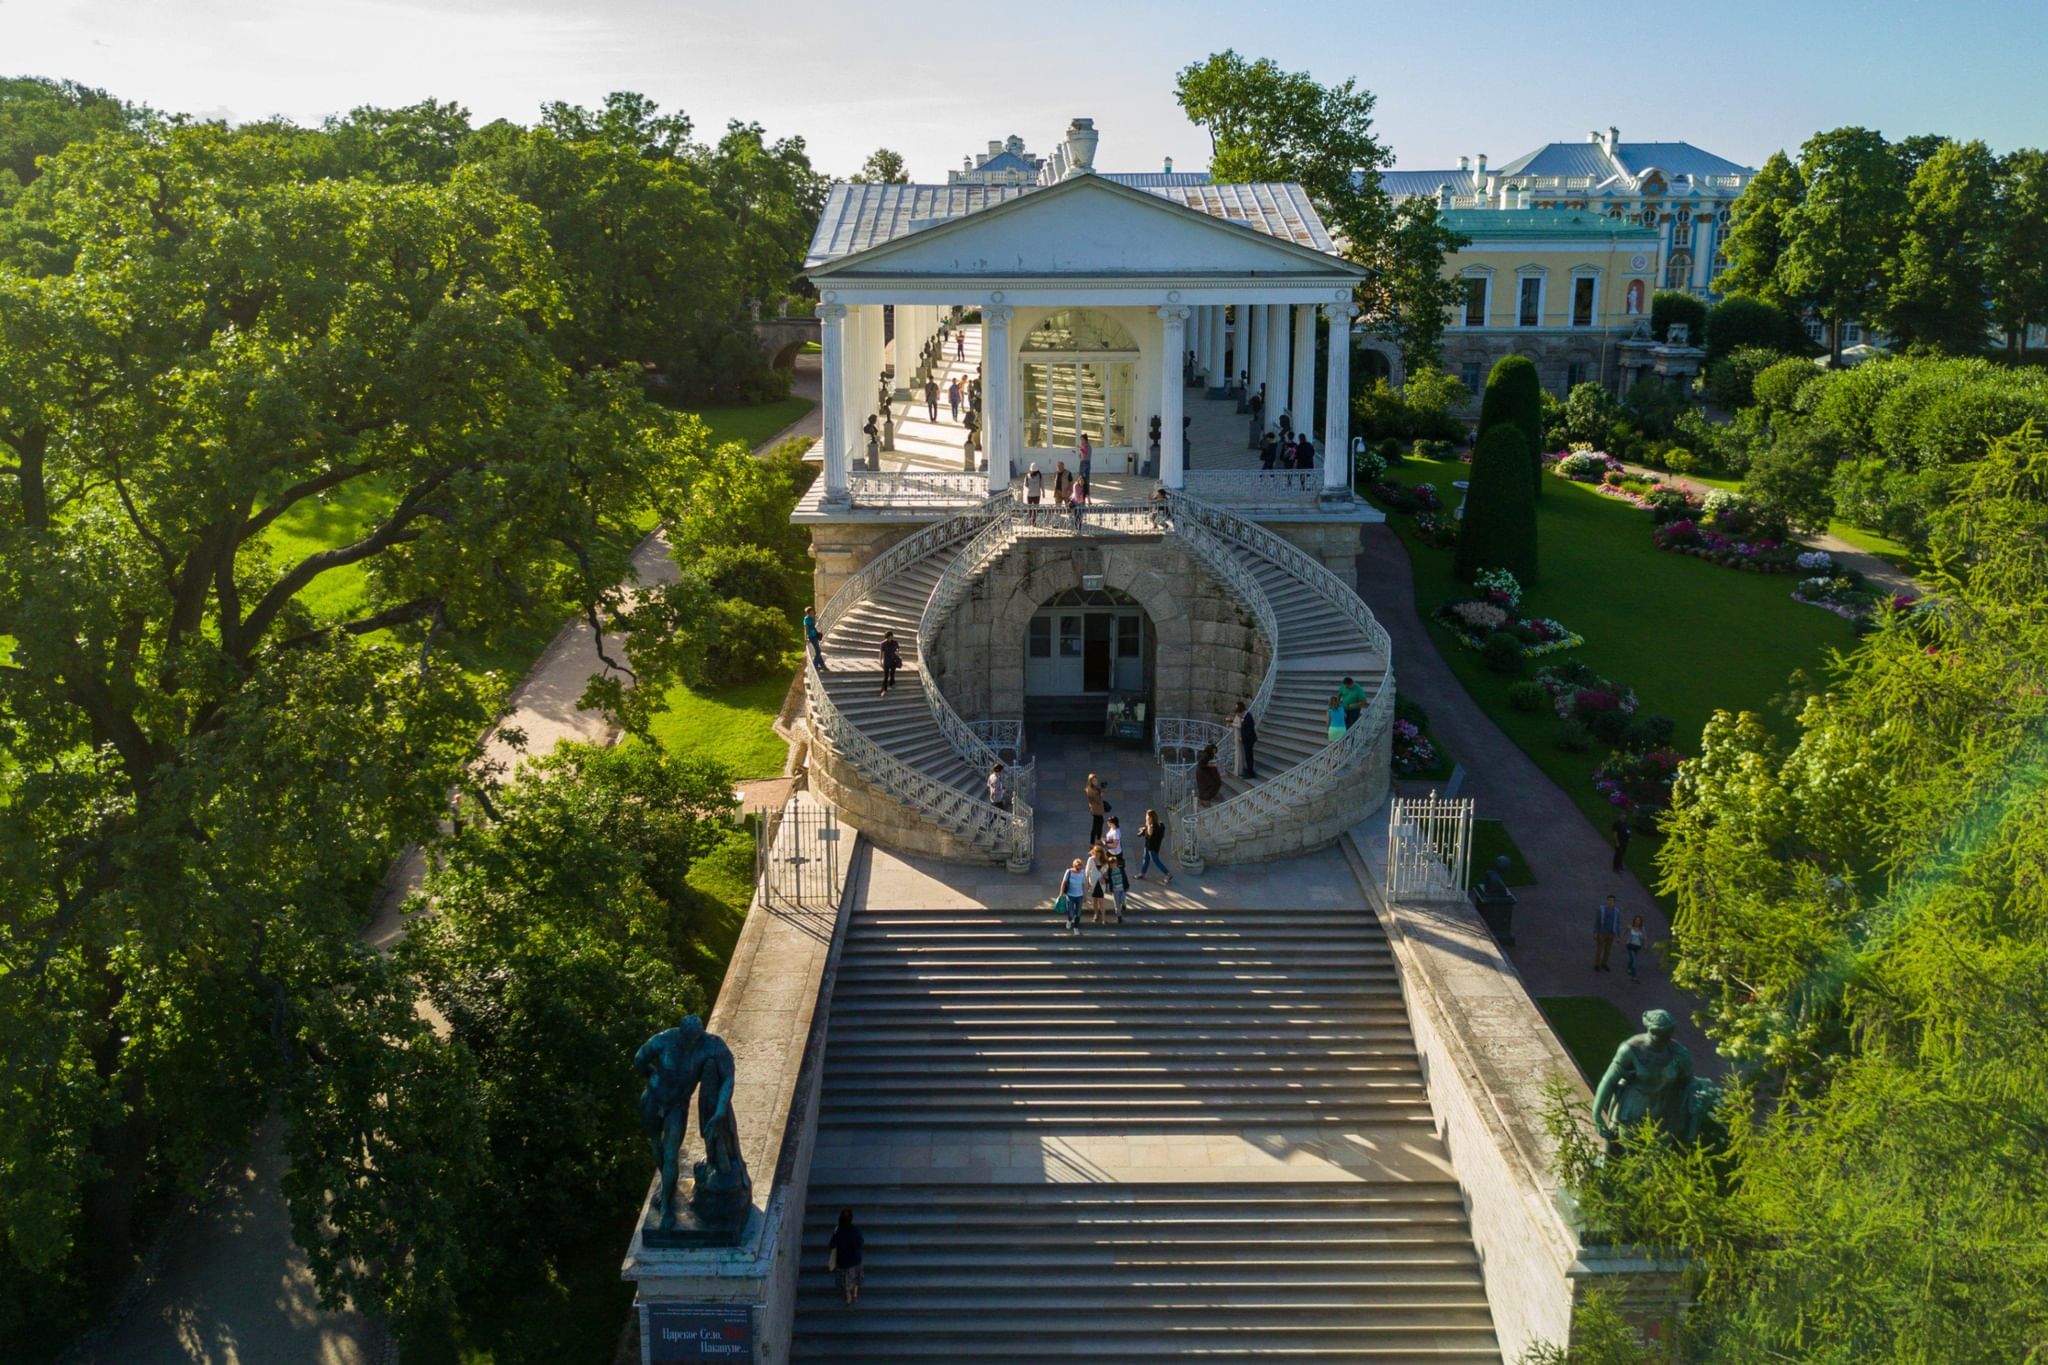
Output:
(643, 668), (795, 779)
(1376, 456), (1857, 875)
(685, 396), (815, 453)
(1471, 818), (1534, 886)
(1537, 995), (1635, 1084)
(1825, 518), (1920, 575)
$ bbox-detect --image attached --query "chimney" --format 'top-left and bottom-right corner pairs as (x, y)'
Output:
(988, 140), (1002, 156)
(1437, 184), (1453, 211)
(1605, 126), (1619, 154)
(1458, 155), (1469, 171)
(1476, 153), (1487, 175)
(1589, 130), (1601, 143)
(1163, 155), (1174, 173)
(1060, 117), (1099, 179)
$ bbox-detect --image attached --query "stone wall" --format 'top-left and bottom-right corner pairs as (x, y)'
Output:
(807, 520), (921, 612)
(1270, 521), (1366, 581)
(931, 539), (1270, 727)
(805, 744), (1004, 865)
(1201, 722), (1390, 865)
(1440, 331), (1629, 414)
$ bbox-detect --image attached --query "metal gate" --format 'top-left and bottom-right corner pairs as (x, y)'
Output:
(1385, 793), (1475, 904)
(753, 799), (843, 910)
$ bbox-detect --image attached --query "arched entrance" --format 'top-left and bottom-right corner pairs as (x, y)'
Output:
(1025, 585), (1152, 699)
(1018, 309), (1140, 465)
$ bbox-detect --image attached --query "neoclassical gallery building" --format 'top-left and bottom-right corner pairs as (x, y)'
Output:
(791, 119), (1395, 872)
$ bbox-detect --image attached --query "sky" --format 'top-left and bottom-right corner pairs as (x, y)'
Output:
(5, 0), (2046, 179)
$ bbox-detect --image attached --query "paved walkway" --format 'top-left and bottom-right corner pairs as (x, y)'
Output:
(78, 362), (824, 1365)
(1354, 524), (1719, 1074)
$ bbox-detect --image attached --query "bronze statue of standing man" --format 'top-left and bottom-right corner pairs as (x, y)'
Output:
(636, 1015), (751, 1231)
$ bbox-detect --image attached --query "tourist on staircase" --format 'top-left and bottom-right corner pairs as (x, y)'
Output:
(1084, 843), (1110, 925)
(1053, 460), (1072, 508)
(1025, 463), (1044, 525)
(1055, 859), (1086, 934)
(1137, 808), (1173, 883)
(1068, 473), (1088, 530)
(825, 1208), (864, 1307)
(1339, 675), (1368, 730)
(1107, 850), (1130, 923)
(877, 630), (901, 697)
(1085, 774), (1107, 843)
(1102, 814), (1123, 858)
(1232, 701), (1260, 779)
(1077, 431), (1093, 483)
(1327, 692), (1348, 742)
(986, 762), (1009, 812)
(1194, 744), (1223, 802)
(803, 606), (827, 671)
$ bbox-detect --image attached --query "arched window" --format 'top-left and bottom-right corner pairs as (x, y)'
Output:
(1673, 209), (1692, 249)
(1021, 310), (1138, 353)
(1665, 251), (1694, 290)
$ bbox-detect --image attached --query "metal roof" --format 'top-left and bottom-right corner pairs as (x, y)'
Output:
(1490, 142), (1618, 182)
(1612, 142), (1754, 181)
(1437, 208), (1660, 242)
(1377, 169), (1478, 199)
(968, 149), (1038, 176)
(806, 176), (1336, 268)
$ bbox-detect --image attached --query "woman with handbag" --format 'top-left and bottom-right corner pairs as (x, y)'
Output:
(1055, 858), (1086, 934)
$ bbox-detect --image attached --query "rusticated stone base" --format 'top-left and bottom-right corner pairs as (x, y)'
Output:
(1184, 721), (1391, 866)
(806, 742), (1010, 865)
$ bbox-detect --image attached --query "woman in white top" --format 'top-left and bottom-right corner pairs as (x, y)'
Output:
(1102, 815), (1123, 857)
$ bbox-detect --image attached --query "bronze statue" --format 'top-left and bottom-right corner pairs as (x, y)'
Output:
(636, 1015), (750, 1231)
(1592, 1008), (1697, 1152)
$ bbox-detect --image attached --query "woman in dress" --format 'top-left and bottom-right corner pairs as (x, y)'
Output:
(1083, 843), (1110, 925)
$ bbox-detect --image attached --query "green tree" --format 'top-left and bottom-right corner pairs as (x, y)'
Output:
(320, 99), (475, 182)
(1565, 427), (2048, 1361)
(288, 742), (735, 1340)
(1881, 139), (1998, 353)
(1704, 294), (1807, 362)
(0, 123), (700, 1333)
(1704, 345), (1788, 409)
(1454, 424), (1537, 582)
(0, 76), (147, 191)
(1649, 289), (1707, 345)
(853, 147), (908, 184)
(539, 90), (698, 162)
(705, 120), (827, 309)
(1175, 52), (1465, 369)
(1779, 127), (1908, 363)
(1477, 354), (1544, 496)
(1717, 150), (1805, 306)
(1988, 148), (2048, 356)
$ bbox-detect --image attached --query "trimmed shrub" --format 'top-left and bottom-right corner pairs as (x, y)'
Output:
(700, 597), (791, 687)
(1621, 713), (1676, 752)
(1554, 719), (1594, 752)
(1481, 631), (1524, 675)
(1651, 289), (1708, 344)
(1705, 294), (1807, 361)
(1507, 680), (1547, 712)
(1478, 354), (1545, 497)
(1751, 356), (1822, 415)
(690, 543), (799, 617)
(1704, 345), (1789, 410)
(1454, 425), (1539, 584)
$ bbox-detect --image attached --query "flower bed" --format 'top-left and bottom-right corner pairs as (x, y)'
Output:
(1653, 518), (1805, 572)
(1535, 662), (1640, 721)
(1594, 746), (1685, 825)
(1552, 449), (1623, 482)
(1411, 509), (1459, 550)
(1391, 718), (1441, 776)
(1792, 570), (1918, 623)
(1434, 589), (1584, 658)
(1370, 479), (1441, 514)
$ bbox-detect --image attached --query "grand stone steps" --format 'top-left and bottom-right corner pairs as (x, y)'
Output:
(792, 1187), (1495, 1362)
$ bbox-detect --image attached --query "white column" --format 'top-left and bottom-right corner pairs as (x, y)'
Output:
(862, 304), (887, 409)
(842, 304), (869, 456)
(1261, 304), (1283, 420)
(1158, 305), (1188, 490)
(1245, 304), (1265, 404)
(1189, 306), (1207, 382)
(1207, 306), (1225, 391)
(1291, 302), (1317, 440)
(1271, 305), (1294, 431)
(819, 302), (850, 504)
(983, 305), (1014, 494)
(1323, 303), (1357, 495)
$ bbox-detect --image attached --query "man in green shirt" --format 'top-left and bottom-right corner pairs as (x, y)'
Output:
(1338, 676), (1368, 730)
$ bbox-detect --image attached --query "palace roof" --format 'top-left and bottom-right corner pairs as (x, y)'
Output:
(806, 176), (1335, 268)
(1436, 208), (1661, 241)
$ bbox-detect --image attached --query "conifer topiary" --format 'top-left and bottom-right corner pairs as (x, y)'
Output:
(1477, 354), (1545, 497)
(1454, 425), (1539, 584)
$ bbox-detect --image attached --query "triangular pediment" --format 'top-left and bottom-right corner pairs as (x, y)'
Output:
(811, 175), (1363, 280)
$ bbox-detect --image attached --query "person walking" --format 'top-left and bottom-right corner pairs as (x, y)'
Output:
(1056, 858), (1086, 933)
(1137, 808), (1173, 882)
(1338, 676), (1367, 730)
(1084, 843), (1110, 925)
(1294, 434), (1314, 473)
(1610, 815), (1632, 872)
(877, 630), (901, 697)
(1594, 894), (1622, 972)
(1625, 914), (1647, 981)
(1231, 702), (1259, 779)
(1025, 462), (1044, 524)
(1259, 429), (1278, 470)
(1053, 460), (1073, 508)
(1107, 851), (1130, 923)
(923, 376), (940, 423)
(1326, 693), (1347, 742)
(1102, 814), (1123, 858)
(1084, 774), (1107, 844)
(803, 607), (828, 671)
(1068, 474), (1087, 530)
(987, 762), (1010, 810)
(947, 376), (962, 422)
(1149, 484), (1171, 530)
(826, 1208), (865, 1307)
(1077, 432), (1093, 483)
(955, 327), (966, 361)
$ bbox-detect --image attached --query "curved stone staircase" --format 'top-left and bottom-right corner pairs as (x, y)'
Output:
(805, 492), (1393, 870)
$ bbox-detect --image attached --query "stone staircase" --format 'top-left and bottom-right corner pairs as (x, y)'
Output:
(789, 900), (1500, 1360)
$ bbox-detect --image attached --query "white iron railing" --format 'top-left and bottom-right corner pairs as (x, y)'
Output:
(1162, 491), (1396, 868)
(1386, 793), (1475, 904)
(1153, 717), (1231, 806)
(808, 504), (1036, 869)
(1183, 468), (1325, 504)
(847, 469), (989, 506)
